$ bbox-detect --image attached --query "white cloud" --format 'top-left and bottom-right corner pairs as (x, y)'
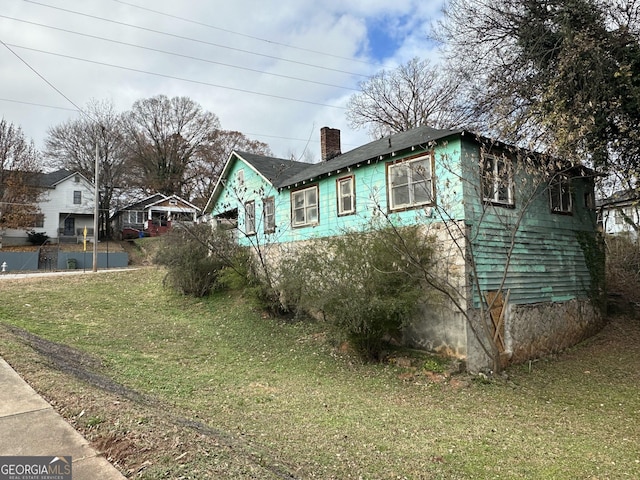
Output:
(0, 0), (444, 162)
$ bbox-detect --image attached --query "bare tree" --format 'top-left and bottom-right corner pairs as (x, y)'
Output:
(346, 57), (473, 138)
(45, 99), (128, 238)
(123, 95), (221, 199)
(186, 130), (271, 209)
(0, 119), (42, 234)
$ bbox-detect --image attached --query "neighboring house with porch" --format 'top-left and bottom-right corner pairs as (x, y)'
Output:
(598, 189), (640, 239)
(112, 193), (199, 239)
(205, 126), (604, 371)
(1, 169), (95, 246)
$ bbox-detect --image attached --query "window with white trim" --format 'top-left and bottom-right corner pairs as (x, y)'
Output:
(337, 176), (355, 215)
(549, 174), (572, 214)
(244, 200), (256, 234)
(127, 211), (145, 224)
(73, 190), (82, 205)
(388, 155), (433, 211)
(263, 196), (275, 233)
(481, 154), (514, 206)
(236, 169), (244, 187)
(291, 186), (318, 227)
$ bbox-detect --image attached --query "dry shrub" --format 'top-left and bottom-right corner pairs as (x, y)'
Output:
(605, 234), (640, 304)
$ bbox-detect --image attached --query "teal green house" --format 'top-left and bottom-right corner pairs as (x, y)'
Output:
(205, 126), (604, 371)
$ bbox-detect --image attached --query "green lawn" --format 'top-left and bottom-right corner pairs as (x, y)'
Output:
(0, 268), (639, 479)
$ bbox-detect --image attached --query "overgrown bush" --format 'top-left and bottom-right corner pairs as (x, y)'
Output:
(605, 234), (640, 305)
(278, 224), (438, 360)
(26, 230), (48, 245)
(155, 224), (241, 297)
(217, 245), (284, 314)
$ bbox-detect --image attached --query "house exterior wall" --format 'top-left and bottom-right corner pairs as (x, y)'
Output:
(44, 177), (95, 239)
(600, 203), (639, 238)
(213, 140), (466, 245)
(1, 175), (94, 244)
(456, 139), (603, 370)
(210, 135), (603, 371)
(458, 139), (599, 305)
(213, 143), (472, 360)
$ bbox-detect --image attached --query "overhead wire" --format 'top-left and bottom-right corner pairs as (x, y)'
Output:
(0, 15), (359, 92)
(0, 97), (77, 112)
(23, 0), (370, 78)
(111, 0), (379, 68)
(2, 0), (374, 148)
(4, 43), (348, 110)
(0, 39), (99, 124)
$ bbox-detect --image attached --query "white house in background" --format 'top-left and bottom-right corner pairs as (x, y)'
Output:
(598, 190), (640, 239)
(1, 169), (95, 246)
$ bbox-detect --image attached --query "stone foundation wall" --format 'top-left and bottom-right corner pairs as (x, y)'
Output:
(404, 298), (468, 359)
(505, 298), (605, 363)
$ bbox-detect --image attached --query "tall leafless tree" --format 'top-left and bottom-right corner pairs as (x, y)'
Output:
(0, 119), (42, 233)
(346, 57), (474, 138)
(186, 130), (271, 209)
(45, 99), (128, 238)
(122, 95), (221, 199)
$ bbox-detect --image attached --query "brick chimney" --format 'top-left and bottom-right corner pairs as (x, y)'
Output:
(320, 127), (341, 162)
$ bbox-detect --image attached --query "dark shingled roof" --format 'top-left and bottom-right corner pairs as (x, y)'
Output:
(238, 126), (464, 189)
(38, 169), (75, 187)
(234, 151), (311, 187)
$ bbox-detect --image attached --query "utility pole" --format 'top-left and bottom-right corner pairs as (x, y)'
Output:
(93, 141), (99, 272)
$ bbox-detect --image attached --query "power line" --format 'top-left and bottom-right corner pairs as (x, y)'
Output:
(24, 0), (370, 78)
(0, 39), (96, 122)
(5, 43), (348, 110)
(112, 0), (379, 68)
(0, 15), (358, 92)
(0, 97), (77, 112)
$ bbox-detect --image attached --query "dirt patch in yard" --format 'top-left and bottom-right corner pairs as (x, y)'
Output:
(2, 324), (299, 479)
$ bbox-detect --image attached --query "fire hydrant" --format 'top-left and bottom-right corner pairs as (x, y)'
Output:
(1, 262), (7, 273)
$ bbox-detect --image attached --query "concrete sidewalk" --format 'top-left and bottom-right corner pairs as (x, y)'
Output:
(0, 358), (126, 479)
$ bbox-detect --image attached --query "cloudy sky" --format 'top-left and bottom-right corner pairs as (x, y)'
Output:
(1, 0), (444, 162)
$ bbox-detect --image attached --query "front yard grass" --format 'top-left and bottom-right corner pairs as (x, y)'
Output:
(0, 268), (638, 479)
